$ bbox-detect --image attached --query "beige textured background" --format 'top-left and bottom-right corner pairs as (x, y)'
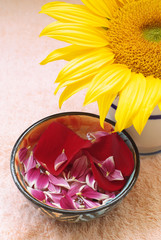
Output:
(0, 0), (161, 239)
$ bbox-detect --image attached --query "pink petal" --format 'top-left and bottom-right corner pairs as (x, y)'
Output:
(23, 153), (36, 172)
(101, 156), (115, 174)
(77, 168), (89, 183)
(86, 151), (126, 192)
(81, 186), (108, 200)
(60, 195), (77, 209)
(86, 171), (97, 190)
(46, 192), (64, 203)
(48, 183), (61, 193)
(87, 131), (109, 142)
(108, 169), (124, 181)
(49, 174), (70, 189)
(18, 147), (28, 162)
(68, 182), (83, 197)
(45, 198), (56, 207)
(102, 192), (116, 204)
(27, 187), (46, 201)
(54, 150), (68, 171)
(25, 168), (40, 187)
(87, 132), (134, 177)
(105, 190), (116, 197)
(70, 155), (89, 179)
(35, 173), (49, 190)
(82, 197), (100, 209)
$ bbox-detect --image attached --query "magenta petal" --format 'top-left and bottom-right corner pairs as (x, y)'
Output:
(28, 187), (46, 201)
(77, 168), (89, 183)
(82, 197), (100, 209)
(49, 174), (70, 189)
(54, 150), (68, 171)
(68, 182), (82, 197)
(108, 169), (124, 181)
(48, 183), (61, 193)
(60, 195), (76, 209)
(102, 192), (116, 204)
(86, 171), (96, 190)
(101, 156), (115, 174)
(46, 192), (64, 203)
(87, 132), (134, 177)
(87, 131), (109, 142)
(105, 191), (116, 199)
(18, 147), (28, 163)
(24, 153), (36, 172)
(81, 186), (108, 200)
(70, 155), (88, 179)
(45, 198), (56, 207)
(35, 174), (49, 190)
(25, 168), (40, 187)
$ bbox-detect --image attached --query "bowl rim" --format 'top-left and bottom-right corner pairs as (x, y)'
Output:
(10, 111), (140, 214)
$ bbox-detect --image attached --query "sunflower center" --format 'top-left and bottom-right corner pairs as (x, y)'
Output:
(108, 0), (161, 78)
(143, 26), (161, 43)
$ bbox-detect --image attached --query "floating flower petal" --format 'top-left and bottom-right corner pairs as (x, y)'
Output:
(87, 133), (134, 176)
(70, 155), (88, 179)
(35, 173), (49, 190)
(48, 183), (61, 193)
(34, 122), (91, 176)
(27, 188), (46, 201)
(85, 171), (97, 190)
(107, 169), (124, 181)
(80, 185), (108, 200)
(25, 168), (40, 187)
(86, 131), (110, 143)
(18, 147), (28, 163)
(54, 150), (67, 171)
(60, 194), (77, 209)
(49, 174), (70, 189)
(82, 197), (100, 209)
(23, 152), (36, 172)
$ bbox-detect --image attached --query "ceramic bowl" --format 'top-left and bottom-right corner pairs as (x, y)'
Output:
(10, 112), (140, 223)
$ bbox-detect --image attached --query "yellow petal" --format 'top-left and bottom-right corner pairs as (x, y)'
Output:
(40, 21), (108, 47)
(115, 73), (146, 132)
(58, 78), (91, 108)
(55, 47), (114, 87)
(133, 76), (161, 134)
(81, 0), (118, 19)
(84, 64), (131, 105)
(158, 101), (161, 111)
(40, 2), (109, 28)
(97, 93), (117, 128)
(40, 45), (92, 64)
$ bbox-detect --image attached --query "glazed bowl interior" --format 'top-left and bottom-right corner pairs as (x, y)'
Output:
(10, 112), (140, 221)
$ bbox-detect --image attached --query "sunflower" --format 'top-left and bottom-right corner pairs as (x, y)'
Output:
(40, 0), (161, 134)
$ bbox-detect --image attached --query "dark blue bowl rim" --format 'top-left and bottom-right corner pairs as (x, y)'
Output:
(10, 111), (140, 215)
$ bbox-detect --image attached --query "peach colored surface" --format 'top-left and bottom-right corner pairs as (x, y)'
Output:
(0, 0), (161, 239)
